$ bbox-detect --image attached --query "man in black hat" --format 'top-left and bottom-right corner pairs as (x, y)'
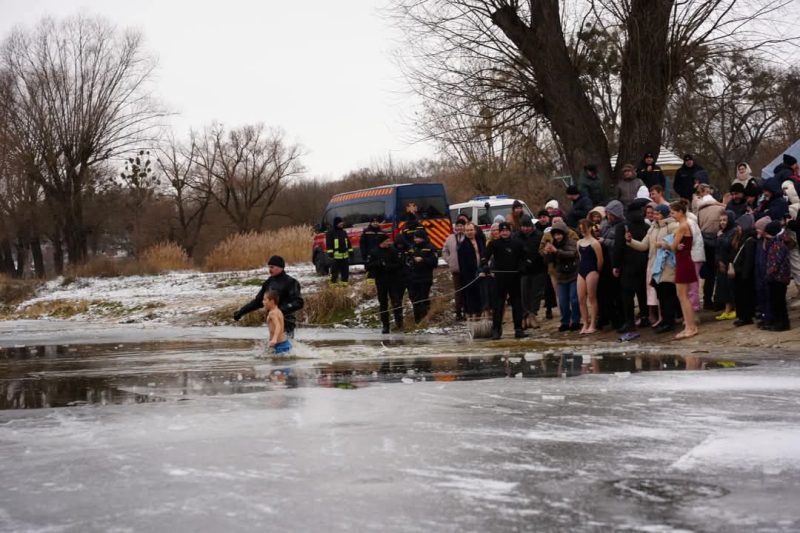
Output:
(326, 216), (353, 284)
(772, 153), (798, 185)
(673, 154), (709, 201)
(579, 163), (605, 206)
(365, 232), (406, 333)
(636, 152), (665, 189)
(565, 184), (593, 229)
(406, 229), (438, 323)
(359, 216), (385, 269)
(233, 255), (304, 337)
(481, 221), (527, 339)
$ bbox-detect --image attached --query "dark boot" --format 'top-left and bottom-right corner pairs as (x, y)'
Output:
(514, 329), (528, 339)
(490, 328), (502, 340)
(381, 323), (390, 334)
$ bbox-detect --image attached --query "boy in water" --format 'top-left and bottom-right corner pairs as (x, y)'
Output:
(264, 290), (291, 354)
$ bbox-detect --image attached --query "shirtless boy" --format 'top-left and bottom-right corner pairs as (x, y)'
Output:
(264, 290), (291, 354)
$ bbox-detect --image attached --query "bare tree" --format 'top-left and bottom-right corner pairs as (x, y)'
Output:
(193, 123), (305, 233)
(394, 0), (794, 191)
(0, 15), (163, 266)
(155, 137), (211, 257)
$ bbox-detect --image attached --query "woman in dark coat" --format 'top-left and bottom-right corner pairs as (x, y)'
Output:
(713, 210), (738, 319)
(457, 223), (486, 318)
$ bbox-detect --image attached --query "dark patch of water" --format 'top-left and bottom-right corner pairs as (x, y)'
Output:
(0, 343), (752, 410)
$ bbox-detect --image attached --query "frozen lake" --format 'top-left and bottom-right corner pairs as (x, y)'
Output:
(1, 320), (799, 532)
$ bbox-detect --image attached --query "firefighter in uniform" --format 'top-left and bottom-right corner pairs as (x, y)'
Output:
(406, 229), (438, 323)
(326, 216), (353, 284)
(481, 221), (528, 340)
(365, 232), (405, 333)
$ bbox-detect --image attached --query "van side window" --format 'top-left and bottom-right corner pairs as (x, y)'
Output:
(331, 201), (386, 227)
(398, 196), (447, 220)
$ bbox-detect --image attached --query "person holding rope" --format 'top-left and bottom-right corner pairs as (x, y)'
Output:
(233, 255), (304, 337)
(407, 229), (438, 323)
(365, 232), (405, 333)
(481, 221), (528, 340)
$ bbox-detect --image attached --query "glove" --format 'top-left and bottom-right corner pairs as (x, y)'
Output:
(233, 310), (243, 321)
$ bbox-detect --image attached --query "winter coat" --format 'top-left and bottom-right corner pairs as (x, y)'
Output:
(406, 240), (438, 285)
(755, 179), (789, 222)
(359, 224), (385, 263)
(782, 180), (800, 220)
(457, 236), (485, 281)
(236, 272), (304, 328)
(766, 236), (791, 284)
(727, 198), (748, 219)
(733, 232), (756, 280)
(636, 162), (665, 190)
(673, 163), (710, 201)
(697, 197), (726, 246)
(515, 229), (545, 275)
(566, 194), (593, 229)
(365, 244), (405, 281)
(579, 172), (605, 206)
(481, 235), (525, 276)
(628, 216), (678, 283)
(441, 232), (465, 273)
(686, 213), (706, 263)
(715, 219), (738, 266)
(544, 220), (579, 284)
(616, 177), (646, 209)
(326, 227), (353, 260)
(772, 162), (793, 185)
(613, 209), (649, 290)
(539, 225), (579, 275)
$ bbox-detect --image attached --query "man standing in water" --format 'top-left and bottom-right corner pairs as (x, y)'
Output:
(233, 255), (304, 337)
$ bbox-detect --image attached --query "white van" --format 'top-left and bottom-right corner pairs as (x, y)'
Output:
(449, 195), (535, 231)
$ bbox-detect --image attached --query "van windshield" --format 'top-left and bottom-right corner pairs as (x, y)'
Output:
(397, 196), (448, 220)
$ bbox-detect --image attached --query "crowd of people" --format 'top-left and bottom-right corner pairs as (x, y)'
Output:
(381, 152), (800, 340)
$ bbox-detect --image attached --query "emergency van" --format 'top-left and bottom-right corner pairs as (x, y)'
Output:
(449, 195), (534, 232)
(312, 183), (451, 275)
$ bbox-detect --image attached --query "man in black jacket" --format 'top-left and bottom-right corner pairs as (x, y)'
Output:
(482, 222), (528, 339)
(326, 216), (353, 284)
(613, 199), (650, 333)
(515, 215), (545, 329)
(359, 216), (385, 267)
(233, 255), (304, 337)
(406, 229), (438, 323)
(565, 185), (593, 229)
(636, 152), (665, 189)
(365, 233), (405, 333)
(673, 154), (709, 201)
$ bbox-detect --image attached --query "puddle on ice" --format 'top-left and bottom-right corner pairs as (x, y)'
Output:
(0, 341), (752, 410)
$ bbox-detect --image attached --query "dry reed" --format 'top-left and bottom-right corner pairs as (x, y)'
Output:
(204, 225), (314, 272)
(301, 283), (355, 325)
(140, 242), (191, 273)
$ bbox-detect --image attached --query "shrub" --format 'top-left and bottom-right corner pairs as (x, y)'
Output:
(140, 242), (191, 273)
(204, 225), (314, 272)
(0, 274), (41, 305)
(301, 283), (355, 325)
(69, 256), (126, 278)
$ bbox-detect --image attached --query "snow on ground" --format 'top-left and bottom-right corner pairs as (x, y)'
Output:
(17, 263), (321, 324)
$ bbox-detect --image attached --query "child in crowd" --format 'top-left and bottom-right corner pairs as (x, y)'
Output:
(265, 290), (292, 354)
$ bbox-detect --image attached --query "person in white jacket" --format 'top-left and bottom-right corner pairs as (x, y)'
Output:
(686, 210), (706, 312)
(441, 218), (466, 319)
(782, 180), (800, 294)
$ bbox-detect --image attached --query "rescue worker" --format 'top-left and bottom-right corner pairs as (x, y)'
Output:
(516, 215), (546, 329)
(365, 232), (405, 333)
(233, 255), (304, 337)
(359, 216), (385, 268)
(406, 229), (438, 323)
(326, 216), (353, 284)
(481, 221), (528, 340)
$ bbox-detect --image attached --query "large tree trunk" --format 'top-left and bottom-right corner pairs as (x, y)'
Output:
(52, 238), (65, 276)
(491, 2), (611, 190)
(615, 0), (674, 177)
(0, 240), (14, 275)
(30, 236), (45, 278)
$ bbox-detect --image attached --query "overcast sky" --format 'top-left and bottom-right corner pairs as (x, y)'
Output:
(0, 0), (436, 179)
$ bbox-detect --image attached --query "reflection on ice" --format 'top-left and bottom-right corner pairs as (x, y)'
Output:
(0, 339), (751, 410)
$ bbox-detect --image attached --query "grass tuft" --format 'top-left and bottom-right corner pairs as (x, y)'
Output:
(204, 225), (314, 272)
(301, 283), (355, 326)
(0, 274), (41, 305)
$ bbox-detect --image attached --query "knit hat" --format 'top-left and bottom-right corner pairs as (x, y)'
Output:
(655, 204), (671, 218)
(498, 222), (512, 232)
(520, 215), (534, 227)
(736, 213), (754, 232)
(683, 154), (694, 161)
(537, 209), (549, 218)
(566, 185), (580, 195)
(267, 255), (285, 268)
(730, 182), (745, 194)
(544, 199), (559, 210)
(605, 200), (624, 219)
(765, 220), (782, 237)
(512, 199), (523, 209)
(584, 164), (598, 173)
(636, 185), (650, 200)
(783, 153), (798, 166)
(333, 216), (343, 227)
(622, 163), (636, 173)
(644, 152), (655, 159)
(493, 214), (506, 224)
(755, 216), (772, 232)
(744, 182), (760, 197)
